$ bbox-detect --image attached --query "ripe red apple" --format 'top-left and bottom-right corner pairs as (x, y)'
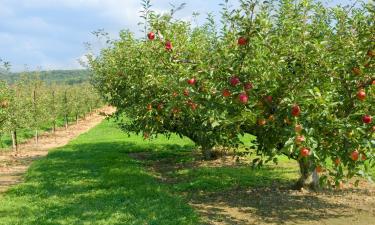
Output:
(362, 115), (372, 124)
(183, 89), (189, 96)
(265, 95), (273, 103)
(334, 158), (341, 166)
(190, 102), (198, 110)
(172, 108), (180, 114)
(147, 32), (155, 40)
(238, 93), (249, 104)
(147, 104), (152, 111)
(372, 80), (375, 85)
(367, 49), (374, 57)
(350, 150), (359, 161)
(295, 124), (303, 133)
(258, 119), (267, 126)
(357, 89), (366, 101)
(165, 41), (173, 50)
(222, 89), (231, 97)
(187, 78), (196, 85)
(352, 67), (361, 75)
(230, 76), (240, 86)
(361, 154), (367, 161)
(244, 82), (253, 91)
(295, 135), (305, 145)
(291, 105), (301, 117)
(237, 37), (248, 46)
(300, 147), (310, 157)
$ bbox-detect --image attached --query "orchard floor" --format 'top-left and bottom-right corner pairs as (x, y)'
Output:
(0, 106), (115, 193)
(0, 120), (374, 225)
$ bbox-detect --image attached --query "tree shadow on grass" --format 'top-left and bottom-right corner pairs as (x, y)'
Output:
(0, 141), (200, 225)
(133, 149), (369, 225)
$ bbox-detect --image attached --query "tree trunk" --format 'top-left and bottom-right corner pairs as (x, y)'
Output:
(311, 170), (320, 190)
(35, 129), (39, 145)
(293, 159), (312, 190)
(0, 133), (3, 148)
(53, 121), (56, 133)
(11, 130), (18, 151)
(65, 115), (68, 129)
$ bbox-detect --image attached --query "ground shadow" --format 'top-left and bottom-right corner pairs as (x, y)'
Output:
(132, 149), (373, 225)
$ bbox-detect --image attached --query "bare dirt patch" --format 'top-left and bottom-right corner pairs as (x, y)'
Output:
(0, 106), (115, 193)
(130, 152), (375, 225)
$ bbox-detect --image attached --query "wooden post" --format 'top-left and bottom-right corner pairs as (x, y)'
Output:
(11, 130), (18, 151)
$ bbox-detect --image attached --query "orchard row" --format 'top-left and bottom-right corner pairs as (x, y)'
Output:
(89, 0), (374, 189)
(0, 77), (102, 149)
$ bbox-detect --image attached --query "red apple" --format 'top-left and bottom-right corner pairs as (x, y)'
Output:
(237, 37), (248, 46)
(222, 89), (231, 97)
(367, 49), (374, 57)
(187, 78), (196, 85)
(352, 67), (361, 75)
(183, 89), (189, 96)
(238, 93), (249, 104)
(295, 124), (303, 133)
(362, 115), (372, 124)
(258, 119), (267, 126)
(350, 150), (359, 161)
(244, 82), (253, 91)
(157, 103), (164, 111)
(291, 105), (301, 117)
(361, 154), (367, 161)
(147, 32), (155, 40)
(172, 108), (180, 114)
(165, 41), (173, 50)
(334, 158), (341, 166)
(357, 89), (366, 101)
(190, 102), (198, 110)
(316, 166), (322, 173)
(295, 135), (305, 145)
(230, 76), (240, 86)
(265, 95), (273, 103)
(147, 104), (152, 111)
(300, 147), (310, 157)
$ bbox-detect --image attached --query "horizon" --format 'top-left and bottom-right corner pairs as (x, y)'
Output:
(0, 0), (361, 72)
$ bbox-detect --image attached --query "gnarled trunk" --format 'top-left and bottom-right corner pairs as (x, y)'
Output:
(293, 159), (320, 190)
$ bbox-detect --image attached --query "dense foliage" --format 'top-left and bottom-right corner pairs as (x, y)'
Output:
(89, 0), (374, 188)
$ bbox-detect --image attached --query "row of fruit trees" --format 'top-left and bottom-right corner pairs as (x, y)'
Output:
(0, 64), (102, 150)
(88, 0), (374, 189)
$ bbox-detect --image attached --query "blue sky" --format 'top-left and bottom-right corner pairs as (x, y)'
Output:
(0, 0), (357, 71)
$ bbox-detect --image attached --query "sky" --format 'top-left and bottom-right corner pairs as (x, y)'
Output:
(0, 0), (357, 72)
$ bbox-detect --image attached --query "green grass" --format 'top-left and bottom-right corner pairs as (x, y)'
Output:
(6, 120), (373, 224)
(0, 120), (200, 225)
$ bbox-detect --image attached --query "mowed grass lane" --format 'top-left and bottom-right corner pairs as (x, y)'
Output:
(0, 120), (200, 225)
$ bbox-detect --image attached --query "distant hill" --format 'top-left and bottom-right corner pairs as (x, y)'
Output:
(0, 69), (91, 85)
